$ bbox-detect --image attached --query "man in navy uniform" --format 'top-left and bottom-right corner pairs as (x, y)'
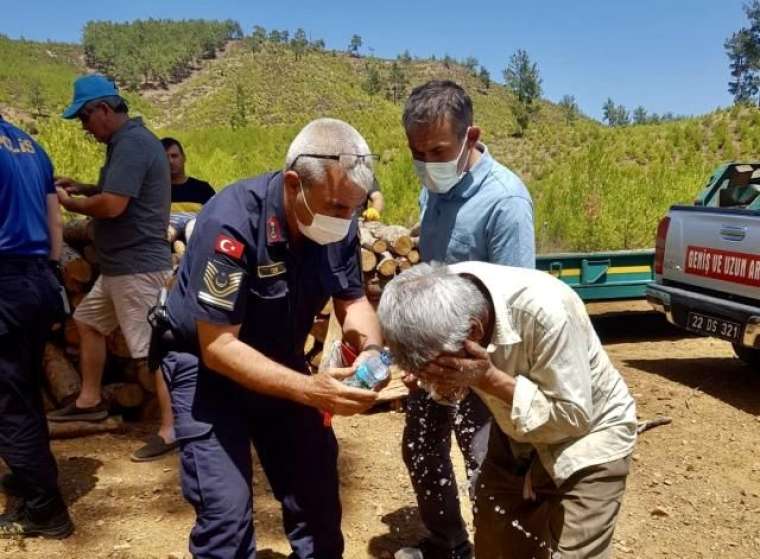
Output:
(0, 115), (73, 538)
(161, 118), (383, 558)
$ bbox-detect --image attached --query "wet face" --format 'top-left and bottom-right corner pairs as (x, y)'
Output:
(406, 116), (480, 164)
(428, 319), (485, 365)
(165, 144), (186, 178)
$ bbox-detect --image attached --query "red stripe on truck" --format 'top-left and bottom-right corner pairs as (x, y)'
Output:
(685, 245), (760, 287)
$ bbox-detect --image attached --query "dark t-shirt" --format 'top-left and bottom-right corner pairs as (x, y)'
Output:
(171, 177), (215, 213)
(94, 118), (171, 276)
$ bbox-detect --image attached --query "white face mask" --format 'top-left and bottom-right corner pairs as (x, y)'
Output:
(296, 182), (352, 245)
(413, 128), (471, 194)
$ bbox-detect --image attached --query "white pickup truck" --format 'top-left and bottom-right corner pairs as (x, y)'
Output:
(647, 162), (760, 367)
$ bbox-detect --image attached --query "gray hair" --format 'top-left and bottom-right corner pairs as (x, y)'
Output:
(284, 117), (373, 191)
(402, 80), (473, 138)
(377, 263), (487, 372)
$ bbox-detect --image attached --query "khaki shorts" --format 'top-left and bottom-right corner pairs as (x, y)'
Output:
(73, 270), (172, 359)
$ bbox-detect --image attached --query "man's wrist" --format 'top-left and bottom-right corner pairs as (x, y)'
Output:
(478, 365), (516, 403)
(298, 374), (320, 408)
(478, 365), (505, 392)
(60, 195), (79, 211)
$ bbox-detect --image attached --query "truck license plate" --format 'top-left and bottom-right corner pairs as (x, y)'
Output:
(686, 312), (742, 342)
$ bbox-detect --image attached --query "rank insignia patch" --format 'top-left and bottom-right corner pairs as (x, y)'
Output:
(257, 261), (287, 278)
(267, 216), (283, 243)
(198, 259), (245, 311)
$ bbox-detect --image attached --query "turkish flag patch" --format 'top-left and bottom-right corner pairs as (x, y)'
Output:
(214, 235), (244, 260)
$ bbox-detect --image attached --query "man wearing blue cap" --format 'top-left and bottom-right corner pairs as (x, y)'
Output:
(48, 75), (175, 461)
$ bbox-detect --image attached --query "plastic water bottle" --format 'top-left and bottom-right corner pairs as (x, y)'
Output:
(344, 351), (391, 389)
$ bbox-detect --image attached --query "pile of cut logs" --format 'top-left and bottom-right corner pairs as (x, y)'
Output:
(44, 217), (195, 437)
(45, 218), (416, 437)
(359, 222), (419, 304)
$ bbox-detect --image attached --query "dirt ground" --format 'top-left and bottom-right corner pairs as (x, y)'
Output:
(2, 306), (760, 559)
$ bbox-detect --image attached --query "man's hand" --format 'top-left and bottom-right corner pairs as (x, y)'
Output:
(55, 186), (76, 210)
(419, 339), (497, 390)
(54, 176), (87, 195)
(305, 367), (378, 415)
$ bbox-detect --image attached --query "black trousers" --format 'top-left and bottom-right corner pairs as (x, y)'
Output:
(402, 388), (492, 549)
(163, 351), (344, 558)
(0, 257), (66, 520)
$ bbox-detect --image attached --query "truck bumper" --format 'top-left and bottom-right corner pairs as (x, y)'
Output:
(646, 283), (760, 349)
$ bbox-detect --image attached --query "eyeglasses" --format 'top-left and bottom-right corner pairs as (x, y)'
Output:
(289, 153), (379, 170)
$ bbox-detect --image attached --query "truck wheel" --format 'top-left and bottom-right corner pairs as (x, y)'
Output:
(733, 344), (760, 369)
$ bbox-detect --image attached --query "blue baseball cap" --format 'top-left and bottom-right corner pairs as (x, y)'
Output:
(63, 74), (121, 119)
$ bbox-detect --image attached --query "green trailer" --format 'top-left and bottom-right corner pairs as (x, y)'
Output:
(535, 249), (655, 301)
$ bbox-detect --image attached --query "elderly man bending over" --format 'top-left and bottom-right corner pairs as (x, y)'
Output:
(378, 262), (637, 559)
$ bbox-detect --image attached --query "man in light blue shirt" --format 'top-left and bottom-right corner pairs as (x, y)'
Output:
(418, 148), (534, 266)
(399, 80), (535, 559)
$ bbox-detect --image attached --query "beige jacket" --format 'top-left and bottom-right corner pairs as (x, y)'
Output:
(450, 261), (637, 485)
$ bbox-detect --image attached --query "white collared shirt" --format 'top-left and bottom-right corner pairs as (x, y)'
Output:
(450, 262), (637, 485)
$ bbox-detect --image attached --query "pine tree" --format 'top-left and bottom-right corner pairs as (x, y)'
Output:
(478, 66), (491, 89)
(503, 49), (542, 135)
(724, 1), (760, 105)
(229, 83), (249, 129)
(558, 95), (579, 123)
(291, 28), (308, 61)
(387, 62), (408, 103)
(250, 25), (267, 53)
(725, 29), (760, 104)
(602, 98), (617, 126)
(633, 106), (648, 125)
(363, 64), (383, 95)
(28, 80), (46, 117)
(615, 104), (630, 126)
(349, 34), (362, 56)
(464, 56), (479, 74)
